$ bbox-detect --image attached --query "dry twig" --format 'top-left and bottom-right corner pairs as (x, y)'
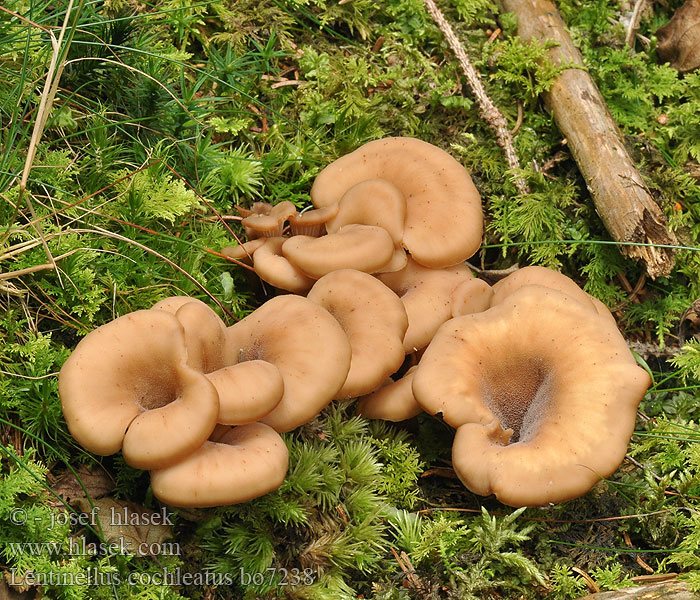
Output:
(422, 0), (530, 195)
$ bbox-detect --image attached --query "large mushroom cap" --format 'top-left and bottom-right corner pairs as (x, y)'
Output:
(150, 422), (289, 507)
(311, 137), (483, 268)
(59, 310), (219, 468)
(224, 295), (352, 432)
(412, 285), (651, 506)
(378, 258), (476, 352)
(307, 269), (409, 399)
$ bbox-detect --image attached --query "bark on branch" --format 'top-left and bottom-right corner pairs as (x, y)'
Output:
(576, 580), (697, 600)
(501, 0), (677, 278)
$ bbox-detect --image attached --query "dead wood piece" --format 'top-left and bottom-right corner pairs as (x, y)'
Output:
(657, 0), (700, 73)
(501, 0), (677, 279)
(575, 580), (698, 600)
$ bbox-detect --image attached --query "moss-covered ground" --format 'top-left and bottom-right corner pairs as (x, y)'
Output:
(3, 0), (700, 598)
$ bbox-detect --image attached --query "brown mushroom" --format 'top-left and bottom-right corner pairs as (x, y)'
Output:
(311, 137), (483, 268)
(252, 237), (316, 293)
(150, 422), (288, 507)
(59, 309), (219, 470)
(221, 239), (266, 265)
(325, 179), (406, 244)
(378, 258), (476, 352)
(411, 285), (651, 506)
(241, 201), (297, 238)
(356, 366), (422, 421)
(282, 224), (395, 279)
(307, 270), (408, 398)
(224, 295), (352, 431)
(289, 204), (340, 237)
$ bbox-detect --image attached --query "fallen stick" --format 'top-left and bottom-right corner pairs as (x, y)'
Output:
(575, 579), (693, 600)
(501, 0), (677, 278)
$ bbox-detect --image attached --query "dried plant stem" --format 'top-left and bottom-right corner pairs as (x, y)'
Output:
(16, 0), (82, 285)
(422, 0), (530, 195)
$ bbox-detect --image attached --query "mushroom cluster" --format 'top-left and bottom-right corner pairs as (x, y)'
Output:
(59, 137), (651, 508)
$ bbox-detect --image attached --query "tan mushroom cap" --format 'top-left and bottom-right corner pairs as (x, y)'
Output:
(221, 239), (266, 264)
(241, 201), (297, 238)
(252, 237), (316, 293)
(206, 360), (284, 425)
(224, 295), (352, 432)
(412, 285), (651, 506)
(150, 422), (289, 507)
(307, 270), (409, 399)
(282, 224), (395, 279)
(326, 179), (406, 244)
(378, 258), (475, 352)
(59, 310), (219, 468)
(289, 204), (339, 237)
(356, 366), (422, 421)
(451, 278), (494, 318)
(491, 266), (596, 312)
(311, 137), (483, 268)
(151, 297), (227, 373)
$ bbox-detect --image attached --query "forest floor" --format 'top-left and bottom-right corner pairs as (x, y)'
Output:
(3, 0), (700, 598)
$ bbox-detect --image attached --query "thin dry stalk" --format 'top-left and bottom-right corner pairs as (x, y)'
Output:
(422, 0), (530, 195)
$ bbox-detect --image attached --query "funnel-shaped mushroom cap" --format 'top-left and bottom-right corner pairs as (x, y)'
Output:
(289, 204), (339, 237)
(307, 270), (408, 399)
(59, 310), (219, 468)
(378, 258), (475, 352)
(241, 201), (297, 238)
(412, 285), (651, 506)
(252, 237), (316, 293)
(326, 179), (406, 244)
(282, 224), (395, 279)
(311, 137), (483, 268)
(224, 295), (352, 431)
(356, 366), (422, 421)
(150, 423), (289, 507)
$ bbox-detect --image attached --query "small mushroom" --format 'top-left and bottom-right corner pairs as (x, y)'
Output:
(252, 237), (316, 293)
(289, 204), (339, 237)
(224, 295), (352, 431)
(241, 201), (297, 238)
(356, 366), (422, 421)
(59, 310), (219, 470)
(325, 179), (406, 245)
(378, 258), (477, 352)
(282, 224), (395, 279)
(412, 285), (651, 506)
(307, 270), (409, 398)
(150, 422), (289, 507)
(221, 239), (266, 265)
(311, 137), (483, 268)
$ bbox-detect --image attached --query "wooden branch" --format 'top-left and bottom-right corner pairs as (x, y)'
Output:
(501, 0), (677, 278)
(576, 580), (696, 600)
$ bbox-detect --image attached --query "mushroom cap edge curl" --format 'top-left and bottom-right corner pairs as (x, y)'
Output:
(59, 309), (219, 470)
(310, 137), (483, 269)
